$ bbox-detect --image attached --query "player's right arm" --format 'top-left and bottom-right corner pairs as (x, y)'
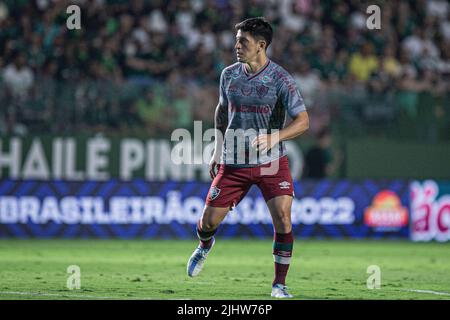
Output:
(209, 102), (228, 179)
(210, 70), (229, 179)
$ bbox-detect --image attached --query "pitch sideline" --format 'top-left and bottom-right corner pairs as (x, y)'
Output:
(402, 289), (450, 297)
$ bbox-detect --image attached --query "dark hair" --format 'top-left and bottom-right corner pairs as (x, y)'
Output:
(235, 17), (273, 50)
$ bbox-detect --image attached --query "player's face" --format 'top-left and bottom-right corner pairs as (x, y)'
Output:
(235, 30), (263, 63)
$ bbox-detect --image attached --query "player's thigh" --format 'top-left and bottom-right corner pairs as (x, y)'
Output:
(266, 195), (293, 223)
(206, 165), (253, 210)
(258, 156), (294, 203)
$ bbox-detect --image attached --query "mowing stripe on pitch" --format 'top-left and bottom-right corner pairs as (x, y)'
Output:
(0, 291), (123, 299)
(0, 291), (190, 300)
(402, 289), (450, 296)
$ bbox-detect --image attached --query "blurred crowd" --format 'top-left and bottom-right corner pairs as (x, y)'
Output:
(0, 0), (449, 141)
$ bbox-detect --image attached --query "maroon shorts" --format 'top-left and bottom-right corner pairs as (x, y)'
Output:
(206, 156), (295, 209)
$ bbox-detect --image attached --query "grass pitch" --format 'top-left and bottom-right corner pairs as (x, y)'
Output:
(0, 239), (449, 300)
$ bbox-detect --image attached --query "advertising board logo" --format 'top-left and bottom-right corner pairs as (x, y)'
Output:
(364, 190), (408, 229)
(411, 180), (450, 242)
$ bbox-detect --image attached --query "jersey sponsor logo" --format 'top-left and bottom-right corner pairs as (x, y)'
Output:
(255, 85), (269, 98)
(279, 181), (291, 189)
(230, 104), (271, 114)
(209, 186), (221, 201)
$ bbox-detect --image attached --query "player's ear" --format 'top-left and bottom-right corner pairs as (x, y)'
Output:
(258, 40), (266, 53)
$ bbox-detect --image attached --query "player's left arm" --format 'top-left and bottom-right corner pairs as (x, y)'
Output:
(277, 110), (309, 142)
(252, 73), (309, 154)
(253, 111), (309, 154)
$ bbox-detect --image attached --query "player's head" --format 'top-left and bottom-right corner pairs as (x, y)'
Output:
(234, 17), (273, 63)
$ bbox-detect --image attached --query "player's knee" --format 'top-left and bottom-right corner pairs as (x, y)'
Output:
(200, 214), (218, 231)
(274, 211), (291, 228)
(201, 207), (222, 230)
(200, 220), (217, 232)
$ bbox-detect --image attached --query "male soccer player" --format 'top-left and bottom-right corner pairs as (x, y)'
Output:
(187, 17), (309, 298)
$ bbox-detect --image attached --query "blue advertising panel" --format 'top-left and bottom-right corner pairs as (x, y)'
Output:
(0, 179), (410, 239)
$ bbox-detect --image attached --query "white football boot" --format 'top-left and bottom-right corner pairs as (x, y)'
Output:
(271, 284), (294, 298)
(187, 237), (215, 277)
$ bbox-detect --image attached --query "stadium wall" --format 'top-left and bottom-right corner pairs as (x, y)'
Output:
(2, 136), (450, 181)
(0, 135), (304, 182)
(346, 139), (450, 179)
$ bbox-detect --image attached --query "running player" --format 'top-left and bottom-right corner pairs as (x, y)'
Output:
(187, 17), (309, 298)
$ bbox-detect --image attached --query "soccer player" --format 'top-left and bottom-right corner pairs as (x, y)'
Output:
(187, 17), (309, 298)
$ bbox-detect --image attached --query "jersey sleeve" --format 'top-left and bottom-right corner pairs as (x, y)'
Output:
(279, 73), (306, 118)
(219, 70), (228, 107)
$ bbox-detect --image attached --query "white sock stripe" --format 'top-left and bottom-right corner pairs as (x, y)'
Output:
(273, 255), (291, 264)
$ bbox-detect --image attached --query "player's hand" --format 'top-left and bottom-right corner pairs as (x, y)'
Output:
(209, 157), (221, 180)
(251, 134), (279, 154)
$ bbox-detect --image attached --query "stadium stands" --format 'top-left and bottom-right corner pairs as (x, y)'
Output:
(0, 0), (448, 141)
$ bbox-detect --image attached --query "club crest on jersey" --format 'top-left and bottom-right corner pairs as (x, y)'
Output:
(279, 181), (291, 189)
(241, 85), (252, 96)
(256, 85), (269, 98)
(209, 186), (221, 200)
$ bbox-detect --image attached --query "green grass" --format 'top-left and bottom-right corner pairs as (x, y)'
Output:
(0, 239), (449, 300)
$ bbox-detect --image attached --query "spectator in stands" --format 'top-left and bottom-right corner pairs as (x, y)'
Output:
(2, 53), (34, 99)
(426, 0), (449, 21)
(348, 42), (379, 82)
(380, 45), (401, 78)
(402, 27), (439, 60)
(303, 128), (341, 179)
(293, 61), (321, 107)
(0, 0), (447, 141)
(396, 49), (422, 119)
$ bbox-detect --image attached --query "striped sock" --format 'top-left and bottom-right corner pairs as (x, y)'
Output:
(196, 221), (217, 249)
(272, 231), (294, 286)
